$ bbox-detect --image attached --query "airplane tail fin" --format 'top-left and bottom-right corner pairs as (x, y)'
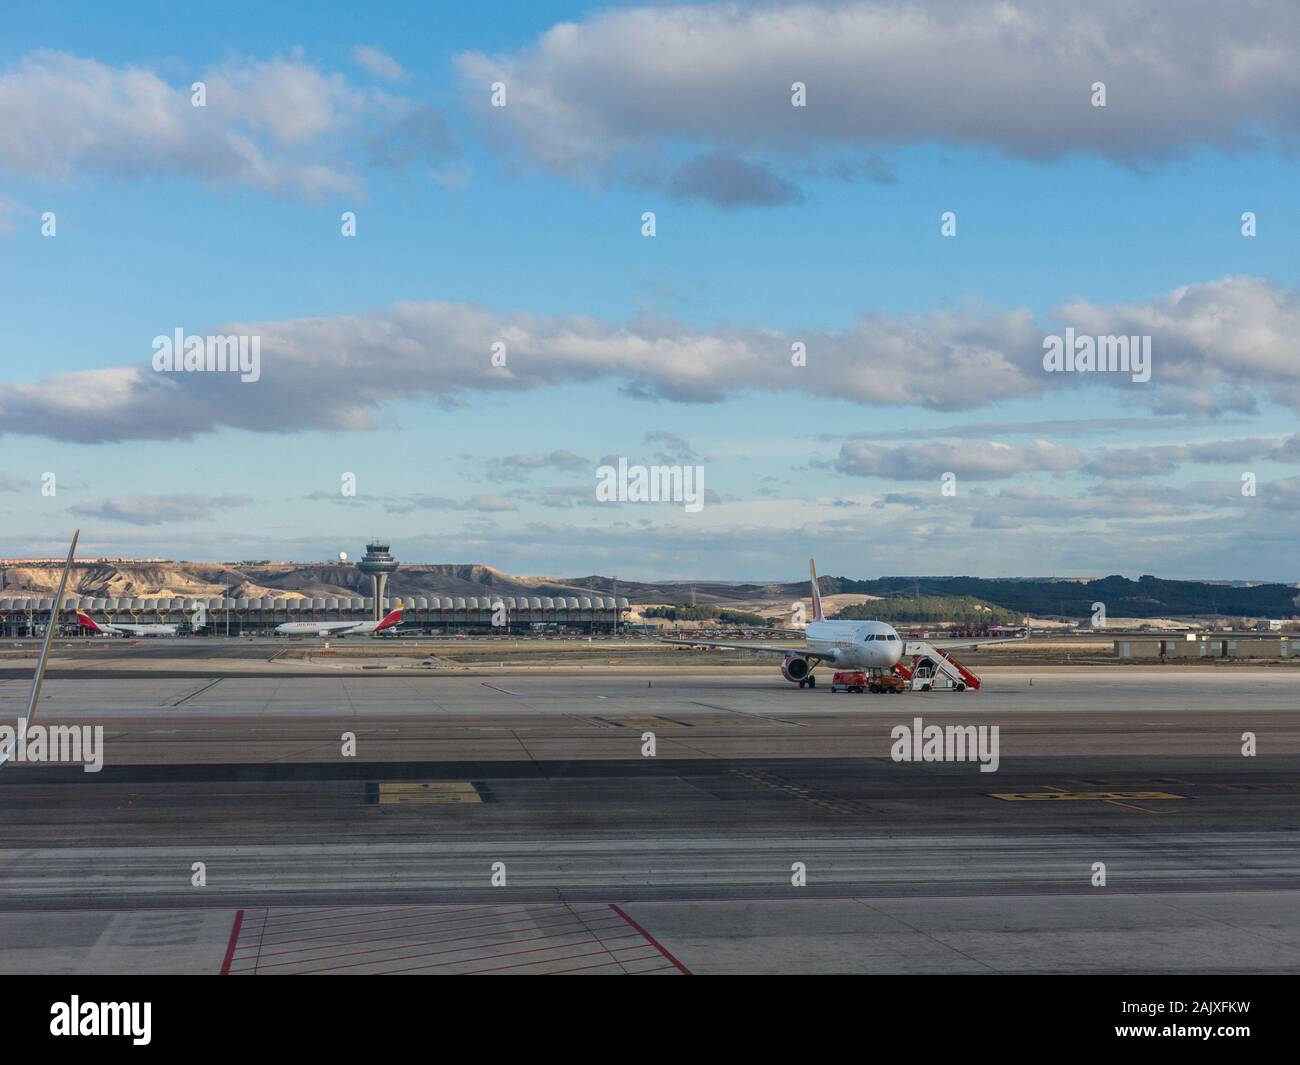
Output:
(809, 558), (824, 622)
(75, 609), (102, 633)
(375, 603), (404, 632)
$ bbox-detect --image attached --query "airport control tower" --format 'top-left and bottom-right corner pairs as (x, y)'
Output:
(356, 541), (399, 620)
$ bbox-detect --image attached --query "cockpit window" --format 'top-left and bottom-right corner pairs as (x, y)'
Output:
(886, 634), (898, 641)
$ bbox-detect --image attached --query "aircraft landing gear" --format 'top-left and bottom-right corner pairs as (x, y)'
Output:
(798, 675), (817, 689)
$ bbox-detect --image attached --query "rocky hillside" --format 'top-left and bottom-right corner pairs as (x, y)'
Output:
(1, 560), (1295, 618)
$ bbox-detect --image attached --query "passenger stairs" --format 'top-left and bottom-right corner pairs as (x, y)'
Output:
(901, 642), (981, 691)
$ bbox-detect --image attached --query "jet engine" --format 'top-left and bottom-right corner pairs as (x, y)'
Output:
(781, 654), (811, 682)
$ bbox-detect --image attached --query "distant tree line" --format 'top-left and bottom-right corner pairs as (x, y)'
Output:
(810, 574), (1299, 619)
(643, 605), (765, 625)
(833, 596), (1020, 625)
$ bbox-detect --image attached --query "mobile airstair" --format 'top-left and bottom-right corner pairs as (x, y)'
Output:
(902, 642), (981, 692)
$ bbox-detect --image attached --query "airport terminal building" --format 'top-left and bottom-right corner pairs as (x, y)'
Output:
(0, 594), (631, 637)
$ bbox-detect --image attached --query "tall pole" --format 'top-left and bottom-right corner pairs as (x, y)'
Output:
(2, 530), (78, 768)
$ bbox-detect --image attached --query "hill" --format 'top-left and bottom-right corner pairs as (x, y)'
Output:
(0, 560), (1295, 618)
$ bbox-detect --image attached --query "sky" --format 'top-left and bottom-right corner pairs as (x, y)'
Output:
(1, 0), (1299, 582)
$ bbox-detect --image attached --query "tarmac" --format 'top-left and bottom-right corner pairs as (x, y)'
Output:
(1, 651), (1297, 974)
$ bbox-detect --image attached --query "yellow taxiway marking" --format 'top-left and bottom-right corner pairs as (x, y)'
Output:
(990, 790), (1185, 802)
(375, 781), (482, 805)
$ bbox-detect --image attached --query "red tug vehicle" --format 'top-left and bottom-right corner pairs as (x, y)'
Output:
(829, 669), (907, 694)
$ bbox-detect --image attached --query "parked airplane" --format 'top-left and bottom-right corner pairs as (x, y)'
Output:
(275, 604), (404, 638)
(663, 560), (1026, 687)
(76, 609), (201, 637)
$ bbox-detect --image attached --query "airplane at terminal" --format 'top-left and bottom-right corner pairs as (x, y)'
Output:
(663, 560), (1027, 688)
(274, 604), (404, 638)
(76, 609), (199, 637)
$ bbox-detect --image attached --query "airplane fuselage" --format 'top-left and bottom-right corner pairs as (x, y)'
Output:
(804, 619), (903, 670)
(76, 610), (191, 637)
(274, 608), (403, 638)
(274, 621), (380, 637)
(89, 623), (178, 637)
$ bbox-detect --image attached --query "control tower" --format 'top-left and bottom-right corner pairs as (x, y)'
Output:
(356, 541), (399, 620)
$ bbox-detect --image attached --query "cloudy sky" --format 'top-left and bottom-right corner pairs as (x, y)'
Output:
(1, 0), (1298, 581)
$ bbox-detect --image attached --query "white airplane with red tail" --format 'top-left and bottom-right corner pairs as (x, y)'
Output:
(663, 560), (1027, 689)
(275, 604), (404, 638)
(76, 609), (196, 637)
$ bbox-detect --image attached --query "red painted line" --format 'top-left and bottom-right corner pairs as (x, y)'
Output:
(480, 682), (519, 695)
(219, 909), (245, 976)
(609, 904), (692, 975)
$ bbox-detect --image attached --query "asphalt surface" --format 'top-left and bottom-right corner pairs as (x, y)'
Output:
(1, 666), (1297, 973)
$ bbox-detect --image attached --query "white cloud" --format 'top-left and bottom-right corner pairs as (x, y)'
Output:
(1058, 276), (1300, 413)
(353, 45), (409, 83)
(382, 493), (518, 514)
(457, 0), (1300, 199)
(70, 493), (251, 525)
(483, 451), (591, 482)
(0, 50), (452, 200)
(832, 439), (1083, 480)
(644, 430), (699, 462)
(2, 276), (1297, 444)
(1081, 436), (1300, 478)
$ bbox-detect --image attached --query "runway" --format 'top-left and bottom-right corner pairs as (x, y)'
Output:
(2, 667), (1298, 973)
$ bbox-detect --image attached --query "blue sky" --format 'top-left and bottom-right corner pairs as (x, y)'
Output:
(2, 1), (1299, 581)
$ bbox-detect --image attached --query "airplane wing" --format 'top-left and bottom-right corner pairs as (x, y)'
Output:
(661, 638), (838, 661)
(918, 630), (1032, 651)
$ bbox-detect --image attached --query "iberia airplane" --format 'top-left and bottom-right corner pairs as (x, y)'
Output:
(76, 609), (198, 637)
(275, 604), (404, 638)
